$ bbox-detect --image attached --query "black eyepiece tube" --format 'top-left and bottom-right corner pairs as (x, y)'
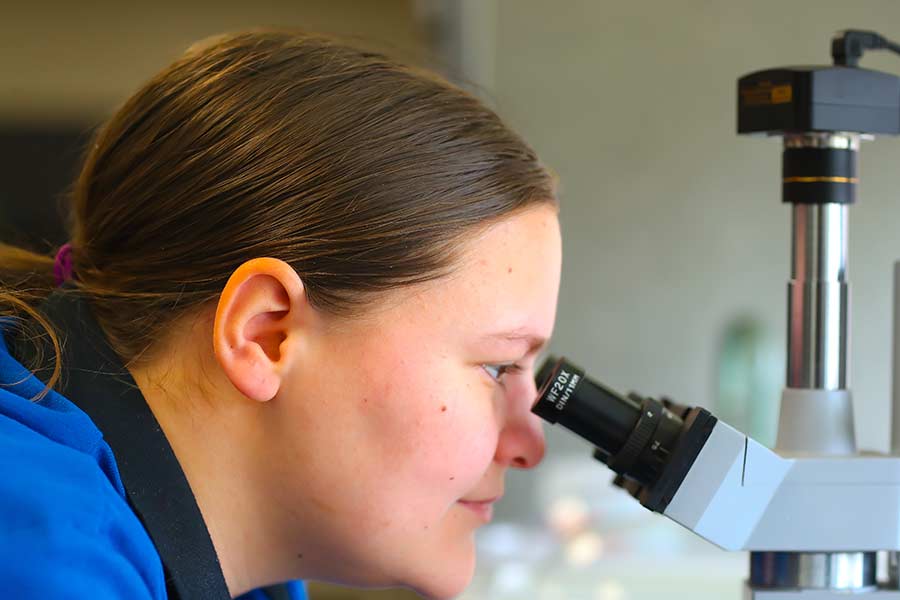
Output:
(532, 358), (641, 452)
(533, 357), (686, 489)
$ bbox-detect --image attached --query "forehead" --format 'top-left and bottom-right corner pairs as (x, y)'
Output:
(392, 206), (562, 343)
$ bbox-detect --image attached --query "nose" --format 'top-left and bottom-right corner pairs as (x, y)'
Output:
(494, 374), (546, 469)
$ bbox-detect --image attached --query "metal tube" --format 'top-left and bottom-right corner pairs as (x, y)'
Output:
(892, 261), (900, 454)
(783, 132), (857, 390)
(750, 551), (877, 590)
(889, 550), (900, 588)
(787, 203), (849, 389)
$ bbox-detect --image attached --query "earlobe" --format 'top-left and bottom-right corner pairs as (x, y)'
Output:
(213, 258), (305, 403)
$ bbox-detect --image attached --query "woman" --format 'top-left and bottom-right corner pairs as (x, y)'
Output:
(0, 30), (561, 599)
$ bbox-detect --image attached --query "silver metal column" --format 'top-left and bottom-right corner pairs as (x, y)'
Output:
(787, 202), (849, 389)
(890, 262), (900, 586)
(750, 552), (877, 590)
(785, 133), (855, 390)
(891, 261), (900, 454)
(888, 550), (900, 588)
(755, 132), (872, 594)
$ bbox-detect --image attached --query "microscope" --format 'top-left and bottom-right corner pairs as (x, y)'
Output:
(532, 31), (900, 598)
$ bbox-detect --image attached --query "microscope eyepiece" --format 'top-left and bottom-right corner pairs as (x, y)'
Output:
(533, 357), (711, 499)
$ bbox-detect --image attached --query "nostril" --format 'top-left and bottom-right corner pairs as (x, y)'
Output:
(513, 456), (528, 468)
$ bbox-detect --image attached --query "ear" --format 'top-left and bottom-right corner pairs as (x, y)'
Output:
(213, 258), (307, 402)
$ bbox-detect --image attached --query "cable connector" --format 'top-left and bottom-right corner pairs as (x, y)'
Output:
(832, 29), (900, 67)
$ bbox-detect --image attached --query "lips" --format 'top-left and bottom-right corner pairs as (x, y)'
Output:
(457, 496), (501, 521)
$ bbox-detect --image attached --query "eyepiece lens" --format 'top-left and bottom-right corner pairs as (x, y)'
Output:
(532, 357), (685, 488)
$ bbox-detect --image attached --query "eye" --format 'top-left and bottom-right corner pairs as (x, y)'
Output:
(482, 362), (523, 384)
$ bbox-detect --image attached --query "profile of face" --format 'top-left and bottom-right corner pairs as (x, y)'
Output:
(212, 205), (561, 598)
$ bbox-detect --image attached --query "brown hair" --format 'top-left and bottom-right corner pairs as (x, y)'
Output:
(1, 29), (557, 398)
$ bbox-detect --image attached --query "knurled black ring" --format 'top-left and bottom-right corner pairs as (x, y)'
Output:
(607, 397), (663, 475)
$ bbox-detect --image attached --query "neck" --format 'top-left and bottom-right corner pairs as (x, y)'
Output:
(132, 358), (282, 596)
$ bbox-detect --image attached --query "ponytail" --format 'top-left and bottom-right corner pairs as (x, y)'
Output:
(0, 242), (64, 400)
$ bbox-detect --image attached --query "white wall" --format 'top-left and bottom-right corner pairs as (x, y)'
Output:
(488, 0), (900, 459)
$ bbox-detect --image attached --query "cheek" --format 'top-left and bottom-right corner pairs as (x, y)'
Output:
(361, 361), (500, 495)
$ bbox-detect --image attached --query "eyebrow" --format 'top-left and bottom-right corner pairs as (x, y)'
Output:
(483, 331), (549, 355)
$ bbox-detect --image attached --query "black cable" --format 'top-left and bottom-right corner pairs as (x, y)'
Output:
(887, 39), (900, 56)
(832, 30), (900, 67)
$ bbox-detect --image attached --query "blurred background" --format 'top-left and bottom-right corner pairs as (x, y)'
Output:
(4, 1), (900, 599)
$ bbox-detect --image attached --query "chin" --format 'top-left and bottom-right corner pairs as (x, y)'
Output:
(408, 575), (473, 600)
(408, 551), (477, 599)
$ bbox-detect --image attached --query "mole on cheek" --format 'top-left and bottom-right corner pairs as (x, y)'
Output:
(508, 266), (513, 274)
(311, 496), (336, 515)
(441, 405), (447, 412)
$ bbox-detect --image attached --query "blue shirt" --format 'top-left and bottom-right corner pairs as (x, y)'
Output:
(0, 291), (307, 600)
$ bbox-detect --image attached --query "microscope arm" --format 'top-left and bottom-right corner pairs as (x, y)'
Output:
(663, 420), (900, 552)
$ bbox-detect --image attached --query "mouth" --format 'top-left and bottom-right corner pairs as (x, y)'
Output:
(457, 497), (500, 522)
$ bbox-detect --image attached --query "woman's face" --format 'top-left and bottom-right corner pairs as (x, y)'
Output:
(270, 205), (561, 598)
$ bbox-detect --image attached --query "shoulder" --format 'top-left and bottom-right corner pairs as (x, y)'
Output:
(0, 412), (166, 599)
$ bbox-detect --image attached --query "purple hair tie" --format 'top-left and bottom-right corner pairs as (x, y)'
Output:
(53, 243), (75, 287)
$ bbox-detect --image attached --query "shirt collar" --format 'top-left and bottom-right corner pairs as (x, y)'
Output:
(36, 289), (232, 600)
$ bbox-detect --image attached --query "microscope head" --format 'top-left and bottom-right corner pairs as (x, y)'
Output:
(533, 356), (716, 513)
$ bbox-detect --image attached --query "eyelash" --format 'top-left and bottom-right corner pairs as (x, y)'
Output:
(482, 362), (524, 384)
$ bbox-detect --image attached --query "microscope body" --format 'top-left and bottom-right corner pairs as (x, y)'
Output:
(670, 420), (899, 554)
(733, 39), (900, 597)
(534, 31), (900, 598)
(665, 419), (900, 598)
